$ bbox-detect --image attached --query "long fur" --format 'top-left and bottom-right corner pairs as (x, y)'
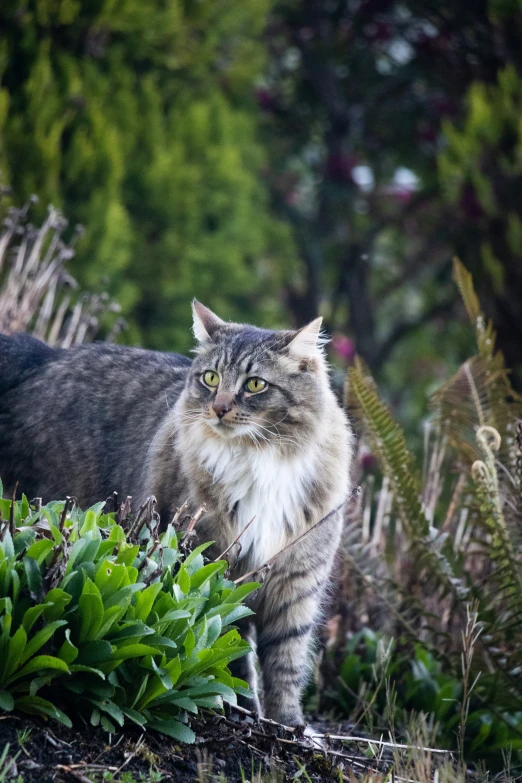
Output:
(0, 307), (354, 725)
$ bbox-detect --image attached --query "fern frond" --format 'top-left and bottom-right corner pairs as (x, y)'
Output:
(349, 358), (426, 536)
(453, 257), (496, 360)
(471, 427), (522, 623)
(433, 261), (522, 465)
(349, 358), (469, 605)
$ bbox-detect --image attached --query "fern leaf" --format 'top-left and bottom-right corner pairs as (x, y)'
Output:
(349, 358), (468, 604)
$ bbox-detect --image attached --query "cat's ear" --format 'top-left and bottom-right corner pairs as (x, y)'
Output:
(192, 300), (225, 342)
(288, 317), (325, 359)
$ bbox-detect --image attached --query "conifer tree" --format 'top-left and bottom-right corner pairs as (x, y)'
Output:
(0, 0), (296, 349)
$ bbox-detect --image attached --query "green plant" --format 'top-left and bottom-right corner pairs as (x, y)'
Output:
(0, 743), (22, 783)
(97, 771), (164, 783)
(324, 260), (522, 767)
(0, 486), (258, 742)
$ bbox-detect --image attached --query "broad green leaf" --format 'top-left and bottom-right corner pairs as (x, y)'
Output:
(177, 564), (191, 594)
(115, 544), (139, 567)
(108, 621), (153, 642)
(23, 556), (42, 597)
(26, 539), (54, 565)
(222, 582), (260, 604)
(100, 715), (116, 732)
(193, 695), (222, 709)
(15, 695), (72, 727)
(48, 523), (62, 546)
(3, 531), (14, 559)
(103, 584), (143, 611)
(14, 528), (36, 555)
(148, 719), (195, 743)
(69, 664), (105, 678)
(155, 609), (192, 624)
(87, 501), (106, 518)
(183, 542), (214, 570)
(184, 628), (196, 658)
(121, 707), (147, 726)
(20, 620), (66, 665)
(222, 606), (255, 626)
(110, 644), (159, 661)
(0, 690), (14, 711)
(206, 616), (222, 648)
(108, 525), (126, 543)
(65, 538), (88, 574)
(96, 605), (129, 639)
(80, 510), (99, 536)
(76, 640), (114, 666)
(134, 582), (163, 622)
(95, 560), (126, 594)
(78, 579), (104, 642)
(4, 626), (28, 683)
(58, 630), (79, 665)
(9, 655), (70, 683)
(20, 494), (29, 521)
(168, 695), (198, 713)
(75, 539), (101, 566)
(43, 589), (72, 622)
(22, 605), (46, 633)
(190, 562), (226, 591)
(94, 699), (125, 727)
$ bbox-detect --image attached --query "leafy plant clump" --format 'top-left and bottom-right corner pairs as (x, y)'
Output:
(0, 489), (257, 742)
(322, 260), (522, 767)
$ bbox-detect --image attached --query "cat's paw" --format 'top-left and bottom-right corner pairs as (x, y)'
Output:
(304, 725), (325, 750)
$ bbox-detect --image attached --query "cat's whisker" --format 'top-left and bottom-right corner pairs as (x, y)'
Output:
(251, 421), (300, 448)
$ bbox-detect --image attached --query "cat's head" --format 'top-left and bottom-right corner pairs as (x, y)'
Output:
(179, 300), (332, 449)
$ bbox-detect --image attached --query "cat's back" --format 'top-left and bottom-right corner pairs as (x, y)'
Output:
(0, 332), (61, 395)
(0, 335), (191, 504)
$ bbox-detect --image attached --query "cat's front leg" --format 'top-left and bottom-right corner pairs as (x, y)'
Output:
(254, 523), (340, 726)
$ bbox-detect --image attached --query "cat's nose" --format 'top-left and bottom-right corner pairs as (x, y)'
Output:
(212, 396), (233, 419)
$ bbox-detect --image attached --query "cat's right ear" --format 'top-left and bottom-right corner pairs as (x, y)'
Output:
(192, 300), (225, 342)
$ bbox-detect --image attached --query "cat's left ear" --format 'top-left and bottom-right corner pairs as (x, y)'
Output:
(288, 317), (325, 360)
(192, 300), (225, 342)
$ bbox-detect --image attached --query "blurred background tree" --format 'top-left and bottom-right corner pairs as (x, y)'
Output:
(0, 0), (297, 350)
(260, 0), (522, 414)
(1, 0), (522, 422)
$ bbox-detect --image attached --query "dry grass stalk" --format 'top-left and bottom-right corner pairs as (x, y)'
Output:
(0, 196), (123, 345)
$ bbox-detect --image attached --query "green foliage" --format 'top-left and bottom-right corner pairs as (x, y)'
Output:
(334, 631), (522, 762)
(439, 67), (522, 220)
(95, 771), (163, 783)
(334, 262), (522, 766)
(0, 488), (258, 741)
(0, 1), (297, 349)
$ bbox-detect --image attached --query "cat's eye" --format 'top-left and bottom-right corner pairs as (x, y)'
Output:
(202, 370), (220, 388)
(245, 377), (267, 394)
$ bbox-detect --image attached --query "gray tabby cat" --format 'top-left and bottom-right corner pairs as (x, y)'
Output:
(0, 302), (353, 726)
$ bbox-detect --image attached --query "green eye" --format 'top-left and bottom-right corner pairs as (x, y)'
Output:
(203, 370), (220, 388)
(245, 377), (267, 394)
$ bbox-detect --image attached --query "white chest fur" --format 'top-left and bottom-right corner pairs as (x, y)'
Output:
(191, 431), (317, 568)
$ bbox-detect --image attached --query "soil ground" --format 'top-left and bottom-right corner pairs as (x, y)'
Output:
(0, 711), (380, 782)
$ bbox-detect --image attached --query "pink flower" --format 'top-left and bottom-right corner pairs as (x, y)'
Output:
(361, 452), (377, 472)
(331, 334), (356, 362)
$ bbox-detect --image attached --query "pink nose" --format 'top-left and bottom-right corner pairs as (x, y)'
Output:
(212, 397), (233, 419)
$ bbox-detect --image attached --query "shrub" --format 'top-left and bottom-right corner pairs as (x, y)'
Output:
(0, 487), (257, 742)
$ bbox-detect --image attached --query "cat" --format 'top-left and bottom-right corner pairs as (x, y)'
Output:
(0, 302), (354, 726)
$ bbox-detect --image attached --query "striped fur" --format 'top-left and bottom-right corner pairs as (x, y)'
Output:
(0, 303), (353, 726)
(148, 302), (354, 725)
